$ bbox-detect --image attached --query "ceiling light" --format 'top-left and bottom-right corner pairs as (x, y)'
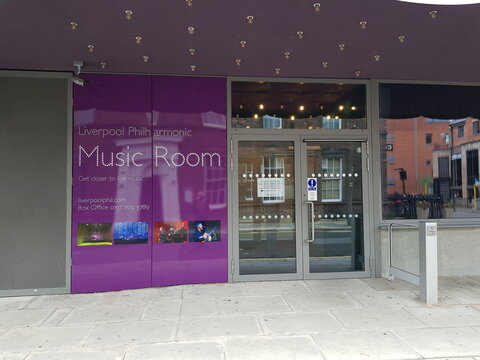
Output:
(351, 106), (357, 111)
(290, 115), (295, 120)
(355, 70), (361, 77)
(254, 114), (259, 119)
(275, 68), (281, 74)
(136, 36), (142, 44)
(189, 48), (196, 55)
(284, 52), (291, 59)
(326, 115), (331, 119)
(313, 3), (321, 11)
(235, 59), (241, 66)
(247, 15), (254, 24)
(100, 62), (107, 69)
(186, 0), (193, 6)
(335, 116), (339, 119)
(188, 26), (195, 34)
(339, 105), (344, 111)
(259, 104), (264, 110)
(190, 65), (196, 71)
(322, 62), (328, 68)
(338, 44), (345, 51)
(374, 54), (381, 61)
(398, 35), (406, 43)
(429, 10), (438, 17)
(143, 56), (149, 62)
(240, 40), (247, 47)
(297, 31), (304, 39)
(299, 105), (305, 111)
(239, 104), (244, 109)
(87, 45), (94, 52)
(360, 21), (367, 29)
(125, 10), (133, 20)
(280, 104), (284, 109)
(70, 22), (78, 30)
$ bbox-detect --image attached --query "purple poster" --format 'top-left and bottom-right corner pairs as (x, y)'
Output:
(72, 74), (153, 293)
(72, 74), (227, 293)
(151, 76), (228, 287)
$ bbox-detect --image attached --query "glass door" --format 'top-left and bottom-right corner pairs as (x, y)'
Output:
(301, 140), (369, 278)
(233, 136), (302, 279)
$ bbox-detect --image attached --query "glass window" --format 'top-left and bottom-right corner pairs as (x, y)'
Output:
(321, 157), (342, 202)
(231, 81), (366, 130)
(425, 133), (432, 144)
(379, 83), (480, 220)
(473, 121), (479, 135)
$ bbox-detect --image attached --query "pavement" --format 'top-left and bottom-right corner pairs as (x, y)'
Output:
(1, 276), (480, 360)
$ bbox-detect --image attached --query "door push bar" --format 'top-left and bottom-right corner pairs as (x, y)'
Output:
(305, 201), (315, 243)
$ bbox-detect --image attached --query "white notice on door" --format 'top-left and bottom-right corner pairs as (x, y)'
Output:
(307, 178), (318, 201)
(257, 178), (285, 198)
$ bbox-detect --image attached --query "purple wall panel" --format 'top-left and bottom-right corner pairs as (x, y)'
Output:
(72, 74), (227, 293)
(151, 76), (228, 287)
(72, 74), (153, 293)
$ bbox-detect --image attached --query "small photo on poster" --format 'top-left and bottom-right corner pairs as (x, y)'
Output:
(113, 222), (148, 245)
(77, 223), (113, 246)
(189, 220), (220, 243)
(154, 221), (188, 244)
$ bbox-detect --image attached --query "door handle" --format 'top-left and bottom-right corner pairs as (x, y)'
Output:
(305, 201), (315, 243)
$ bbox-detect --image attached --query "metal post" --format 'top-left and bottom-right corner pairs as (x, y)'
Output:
(419, 221), (438, 305)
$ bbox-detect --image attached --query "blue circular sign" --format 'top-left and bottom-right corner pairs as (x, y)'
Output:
(308, 178), (317, 187)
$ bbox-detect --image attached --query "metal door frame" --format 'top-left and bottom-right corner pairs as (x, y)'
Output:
(230, 133), (372, 281)
(300, 137), (372, 279)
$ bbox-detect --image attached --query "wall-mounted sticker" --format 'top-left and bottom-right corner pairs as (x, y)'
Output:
(113, 222), (148, 245)
(154, 221), (188, 243)
(307, 178), (318, 201)
(257, 178), (285, 198)
(77, 223), (113, 246)
(189, 220), (220, 242)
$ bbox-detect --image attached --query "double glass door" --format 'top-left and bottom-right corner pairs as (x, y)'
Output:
(233, 135), (370, 280)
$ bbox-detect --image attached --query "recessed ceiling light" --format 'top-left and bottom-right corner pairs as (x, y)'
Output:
(87, 45), (94, 52)
(235, 59), (241, 66)
(374, 54), (381, 61)
(429, 10), (438, 17)
(360, 21), (367, 29)
(259, 104), (264, 110)
(143, 56), (150, 62)
(240, 40), (247, 48)
(136, 36), (142, 44)
(190, 65), (196, 71)
(338, 44), (345, 51)
(125, 10), (133, 20)
(275, 68), (281, 74)
(297, 31), (304, 39)
(188, 26), (195, 34)
(284, 52), (291, 59)
(247, 15), (254, 24)
(186, 0), (193, 6)
(313, 3), (321, 11)
(398, 35), (406, 42)
(322, 62), (328, 68)
(189, 48), (196, 55)
(100, 62), (107, 69)
(70, 22), (78, 30)
(355, 70), (361, 77)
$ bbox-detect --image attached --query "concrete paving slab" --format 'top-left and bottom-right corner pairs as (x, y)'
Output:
(0, 296), (34, 311)
(183, 283), (247, 299)
(178, 315), (262, 340)
(0, 325), (93, 352)
(224, 335), (323, 360)
(305, 279), (372, 293)
(438, 276), (480, 290)
(39, 308), (72, 327)
(0, 353), (29, 360)
(441, 288), (480, 304)
(0, 309), (53, 328)
(84, 319), (177, 347)
(25, 345), (127, 360)
(61, 304), (143, 325)
(332, 308), (424, 331)
(217, 295), (291, 315)
(245, 281), (311, 296)
(98, 286), (183, 306)
(409, 290), (463, 305)
(284, 293), (362, 312)
(261, 311), (344, 334)
(349, 290), (422, 308)
(27, 294), (101, 309)
(141, 299), (182, 320)
(405, 305), (480, 327)
(312, 330), (421, 360)
(181, 298), (219, 317)
(394, 327), (480, 358)
(125, 341), (225, 360)
(361, 278), (418, 291)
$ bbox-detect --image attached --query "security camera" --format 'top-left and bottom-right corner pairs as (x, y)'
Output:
(73, 76), (89, 87)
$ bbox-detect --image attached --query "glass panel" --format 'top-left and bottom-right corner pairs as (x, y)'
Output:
(238, 141), (296, 274)
(232, 82), (366, 130)
(306, 142), (365, 273)
(379, 83), (480, 219)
